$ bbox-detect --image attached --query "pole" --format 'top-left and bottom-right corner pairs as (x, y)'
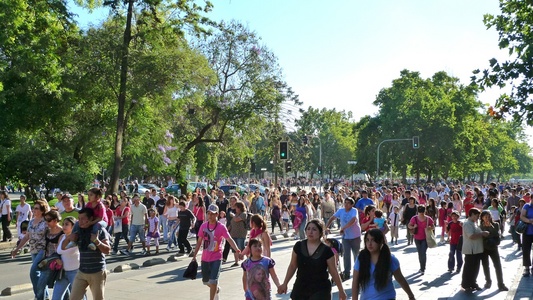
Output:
(376, 138), (414, 180)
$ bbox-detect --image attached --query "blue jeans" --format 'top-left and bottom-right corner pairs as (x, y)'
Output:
(129, 224), (146, 242)
(52, 269), (87, 300)
(414, 238), (428, 271)
(31, 250), (49, 299)
(159, 215), (168, 241)
(167, 220), (178, 248)
(448, 244), (463, 271)
(298, 217), (307, 239)
(342, 237), (361, 278)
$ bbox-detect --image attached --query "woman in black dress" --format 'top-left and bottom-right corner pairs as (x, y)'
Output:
(278, 219), (347, 300)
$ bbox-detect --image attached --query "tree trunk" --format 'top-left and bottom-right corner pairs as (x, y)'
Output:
(109, 0), (134, 195)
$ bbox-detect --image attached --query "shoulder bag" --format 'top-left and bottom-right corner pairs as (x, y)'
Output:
(425, 218), (437, 248)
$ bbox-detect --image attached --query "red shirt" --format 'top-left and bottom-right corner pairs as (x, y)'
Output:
(447, 221), (462, 246)
(86, 200), (108, 226)
(115, 206), (130, 225)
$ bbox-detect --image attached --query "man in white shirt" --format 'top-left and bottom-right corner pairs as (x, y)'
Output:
(121, 194), (148, 255)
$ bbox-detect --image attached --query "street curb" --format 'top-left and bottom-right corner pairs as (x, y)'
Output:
(113, 263), (140, 273)
(142, 257), (166, 267)
(1, 283), (33, 296)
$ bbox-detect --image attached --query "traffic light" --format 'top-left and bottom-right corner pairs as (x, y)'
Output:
(317, 166), (322, 175)
(412, 136), (419, 149)
(285, 161), (292, 172)
(279, 141), (288, 160)
(250, 161), (256, 173)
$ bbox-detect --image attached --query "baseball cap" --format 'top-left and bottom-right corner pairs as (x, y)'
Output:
(208, 204), (219, 214)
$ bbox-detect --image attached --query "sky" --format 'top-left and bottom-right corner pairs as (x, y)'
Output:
(70, 1), (528, 143)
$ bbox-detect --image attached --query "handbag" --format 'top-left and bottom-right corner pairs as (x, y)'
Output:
(114, 208), (126, 233)
(516, 220), (528, 234)
(425, 218), (437, 248)
(183, 260), (198, 280)
(409, 217), (418, 235)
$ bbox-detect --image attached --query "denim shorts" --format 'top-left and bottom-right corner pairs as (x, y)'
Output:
(201, 260), (222, 285)
(129, 224), (146, 242)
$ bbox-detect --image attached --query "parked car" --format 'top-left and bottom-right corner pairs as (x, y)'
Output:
(125, 183), (151, 194)
(143, 183), (161, 193)
(219, 184), (245, 196)
(244, 184), (266, 195)
(165, 184), (182, 196)
(187, 182), (209, 193)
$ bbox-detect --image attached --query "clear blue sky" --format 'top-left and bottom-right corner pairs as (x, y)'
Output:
(72, 1), (527, 141)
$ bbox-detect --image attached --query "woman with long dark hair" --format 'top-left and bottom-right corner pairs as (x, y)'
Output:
(479, 210), (508, 291)
(352, 229), (414, 300)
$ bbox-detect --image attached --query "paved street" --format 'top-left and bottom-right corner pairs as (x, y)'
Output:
(1, 220), (531, 300)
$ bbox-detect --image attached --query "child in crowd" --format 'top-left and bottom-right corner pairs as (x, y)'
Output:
(241, 238), (281, 300)
(388, 205), (401, 245)
(446, 211), (463, 273)
(438, 201), (447, 244)
(324, 237), (343, 283)
(445, 202), (454, 243)
(146, 208), (160, 256)
(219, 210), (227, 226)
(66, 188), (108, 250)
(373, 209), (389, 243)
(281, 205), (290, 233)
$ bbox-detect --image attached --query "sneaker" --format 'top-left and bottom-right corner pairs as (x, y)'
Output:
(65, 241), (78, 249)
(111, 250), (117, 255)
(484, 281), (492, 289)
(140, 249), (147, 255)
(144, 251), (151, 256)
(166, 246), (171, 252)
(448, 269), (453, 273)
(88, 243), (97, 251)
(177, 251), (185, 256)
(120, 249), (131, 256)
(231, 262), (239, 267)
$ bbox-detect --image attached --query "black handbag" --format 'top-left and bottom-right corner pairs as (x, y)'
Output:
(183, 260), (198, 280)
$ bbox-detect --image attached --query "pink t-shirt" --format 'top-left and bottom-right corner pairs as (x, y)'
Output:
(199, 221), (231, 262)
(409, 215), (434, 241)
(86, 200), (108, 226)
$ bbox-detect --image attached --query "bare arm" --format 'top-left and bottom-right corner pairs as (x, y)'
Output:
(242, 270), (247, 292)
(11, 233), (30, 258)
(393, 268), (415, 300)
(269, 267), (281, 290)
(351, 270), (360, 300)
(278, 250), (298, 294)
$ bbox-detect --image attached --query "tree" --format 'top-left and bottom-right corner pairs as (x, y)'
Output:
(473, 0), (533, 124)
(72, 0), (216, 193)
(171, 21), (298, 191)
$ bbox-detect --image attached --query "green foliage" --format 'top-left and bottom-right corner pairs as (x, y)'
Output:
(473, 0), (533, 125)
(355, 69), (532, 183)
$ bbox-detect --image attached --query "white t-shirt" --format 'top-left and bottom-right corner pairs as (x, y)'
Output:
(1, 199), (11, 215)
(16, 203), (31, 223)
(55, 201), (65, 213)
(56, 234), (80, 271)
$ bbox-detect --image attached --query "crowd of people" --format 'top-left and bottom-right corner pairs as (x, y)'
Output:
(3, 180), (533, 299)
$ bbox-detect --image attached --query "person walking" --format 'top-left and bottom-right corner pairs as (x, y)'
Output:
(69, 208), (111, 300)
(408, 206), (434, 274)
(190, 204), (242, 300)
(112, 198), (130, 255)
(352, 229), (415, 300)
(325, 197), (361, 280)
(520, 199), (533, 277)
(1, 190), (13, 242)
(120, 194), (148, 255)
(461, 208), (489, 293)
(278, 219), (347, 300)
(11, 200), (50, 300)
(479, 210), (508, 291)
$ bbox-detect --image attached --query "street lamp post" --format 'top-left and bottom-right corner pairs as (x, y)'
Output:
(376, 138), (415, 180)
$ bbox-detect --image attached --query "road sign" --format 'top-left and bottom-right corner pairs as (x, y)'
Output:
(347, 160), (357, 165)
